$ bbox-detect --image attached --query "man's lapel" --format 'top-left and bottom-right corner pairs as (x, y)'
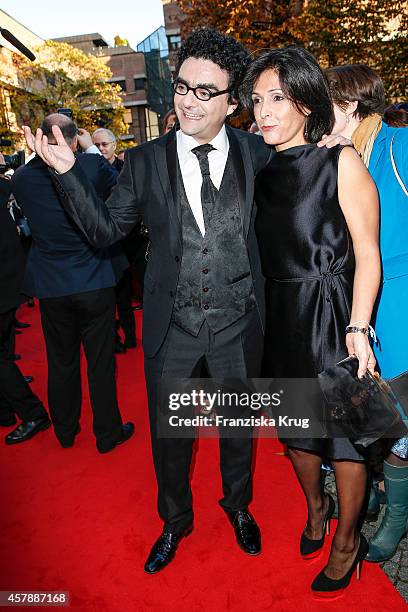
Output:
(226, 125), (252, 236)
(153, 128), (182, 244)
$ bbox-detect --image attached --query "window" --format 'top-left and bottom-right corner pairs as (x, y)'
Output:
(145, 108), (160, 141)
(113, 79), (127, 92)
(134, 78), (146, 91)
(168, 35), (182, 51)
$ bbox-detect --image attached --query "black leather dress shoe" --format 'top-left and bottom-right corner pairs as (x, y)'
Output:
(15, 320), (30, 329)
(97, 422), (134, 453)
(144, 524), (193, 574)
(24, 375), (34, 383)
(227, 509), (261, 555)
(0, 415), (17, 427)
(5, 416), (51, 445)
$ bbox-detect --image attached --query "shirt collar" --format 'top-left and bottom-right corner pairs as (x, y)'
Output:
(177, 125), (229, 161)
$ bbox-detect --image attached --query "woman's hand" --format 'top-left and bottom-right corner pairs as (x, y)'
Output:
(346, 332), (376, 378)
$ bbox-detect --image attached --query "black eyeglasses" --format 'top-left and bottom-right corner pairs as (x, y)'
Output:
(173, 80), (230, 102)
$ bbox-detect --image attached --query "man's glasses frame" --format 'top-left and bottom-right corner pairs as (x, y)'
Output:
(94, 141), (116, 148)
(173, 79), (230, 102)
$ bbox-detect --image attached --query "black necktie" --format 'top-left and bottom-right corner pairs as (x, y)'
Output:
(192, 144), (218, 233)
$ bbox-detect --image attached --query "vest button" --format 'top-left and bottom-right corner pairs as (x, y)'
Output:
(203, 287), (209, 292)
(175, 256), (180, 263)
(202, 248), (208, 255)
(203, 304), (209, 310)
(202, 268), (209, 274)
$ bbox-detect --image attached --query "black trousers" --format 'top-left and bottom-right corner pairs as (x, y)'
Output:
(39, 288), (122, 450)
(144, 308), (264, 533)
(0, 308), (47, 422)
(115, 270), (136, 343)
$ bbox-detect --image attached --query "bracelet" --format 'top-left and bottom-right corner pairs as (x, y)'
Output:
(346, 326), (369, 335)
(345, 324), (377, 343)
(349, 319), (370, 327)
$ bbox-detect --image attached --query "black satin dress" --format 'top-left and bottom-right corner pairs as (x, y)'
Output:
(255, 143), (363, 460)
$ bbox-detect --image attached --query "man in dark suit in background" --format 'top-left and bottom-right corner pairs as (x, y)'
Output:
(11, 114), (134, 453)
(0, 166), (50, 444)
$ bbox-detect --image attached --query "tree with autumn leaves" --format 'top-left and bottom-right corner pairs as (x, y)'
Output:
(176, 0), (407, 100)
(1, 40), (128, 148)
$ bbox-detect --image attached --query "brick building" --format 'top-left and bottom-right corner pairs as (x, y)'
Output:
(0, 9), (43, 143)
(162, 0), (183, 74)
(53, 34), (155, 143)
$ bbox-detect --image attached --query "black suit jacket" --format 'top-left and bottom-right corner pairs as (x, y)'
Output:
(0, 177), (26, 314)
(11, 153), (128, 299)
(54, 126), (272, 357)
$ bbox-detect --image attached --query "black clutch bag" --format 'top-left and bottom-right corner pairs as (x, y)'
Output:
(318, 356), (408, 448)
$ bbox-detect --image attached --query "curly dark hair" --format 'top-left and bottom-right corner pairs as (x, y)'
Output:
(240, 46), (334, 143)
(175, 28), (249, 105)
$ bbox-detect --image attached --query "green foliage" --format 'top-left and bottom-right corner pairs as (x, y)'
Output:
(176, 0), (408, 100)
(4, 40), (128, 146)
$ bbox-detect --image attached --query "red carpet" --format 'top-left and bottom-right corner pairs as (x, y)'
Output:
(0, 303), (406, 611)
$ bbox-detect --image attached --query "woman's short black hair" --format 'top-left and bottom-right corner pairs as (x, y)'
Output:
(175, 28), (249, 106)
(240, 46), (334, 143)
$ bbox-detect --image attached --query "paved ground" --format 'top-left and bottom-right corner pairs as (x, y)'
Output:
(363, 509), (408, 603)
(324, 471), (408, 603)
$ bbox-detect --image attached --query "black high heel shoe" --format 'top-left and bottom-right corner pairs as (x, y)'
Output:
(300, 494), (335, 560)
(311, 534), (369, 598)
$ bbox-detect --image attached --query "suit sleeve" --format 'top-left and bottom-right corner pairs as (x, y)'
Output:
(50, 150), (142, 247)
(97, 155), (119, 201)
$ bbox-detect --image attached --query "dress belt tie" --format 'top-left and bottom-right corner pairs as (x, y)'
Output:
(268, 269), (350, 302)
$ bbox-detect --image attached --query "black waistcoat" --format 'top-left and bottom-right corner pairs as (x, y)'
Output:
(172, 153), (256, 336)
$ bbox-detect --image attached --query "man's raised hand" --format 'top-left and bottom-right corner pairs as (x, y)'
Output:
(317, 133), (352, 148)
(23, 125), (75, 174)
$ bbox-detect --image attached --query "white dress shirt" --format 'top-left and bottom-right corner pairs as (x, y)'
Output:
(177, 126), (229, 236)
(84, 144), (102, 155)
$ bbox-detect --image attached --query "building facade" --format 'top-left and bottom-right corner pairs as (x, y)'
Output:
(162, 0), (183, 74)
(137, 26), (174, 134)
(53, 34), (153, 143)
(0, 9), (43, 145)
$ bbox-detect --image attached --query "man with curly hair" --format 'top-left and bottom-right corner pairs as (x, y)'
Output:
(24, 29), (272, 571)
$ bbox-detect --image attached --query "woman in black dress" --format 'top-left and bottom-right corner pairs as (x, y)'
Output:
(240, 47), (381, 596)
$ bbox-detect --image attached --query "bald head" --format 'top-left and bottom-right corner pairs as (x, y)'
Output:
(41, 113), (78, 147)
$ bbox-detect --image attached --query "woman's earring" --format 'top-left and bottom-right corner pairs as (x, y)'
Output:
(345, 114), (350, 125)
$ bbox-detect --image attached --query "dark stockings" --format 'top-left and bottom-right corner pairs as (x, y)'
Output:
(288, 447), (367, 579)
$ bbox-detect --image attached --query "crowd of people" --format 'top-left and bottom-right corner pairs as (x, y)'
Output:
(1, 26), (407, 599)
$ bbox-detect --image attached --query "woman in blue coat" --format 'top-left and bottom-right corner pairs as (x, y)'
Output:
(326, 64), (408, 562)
